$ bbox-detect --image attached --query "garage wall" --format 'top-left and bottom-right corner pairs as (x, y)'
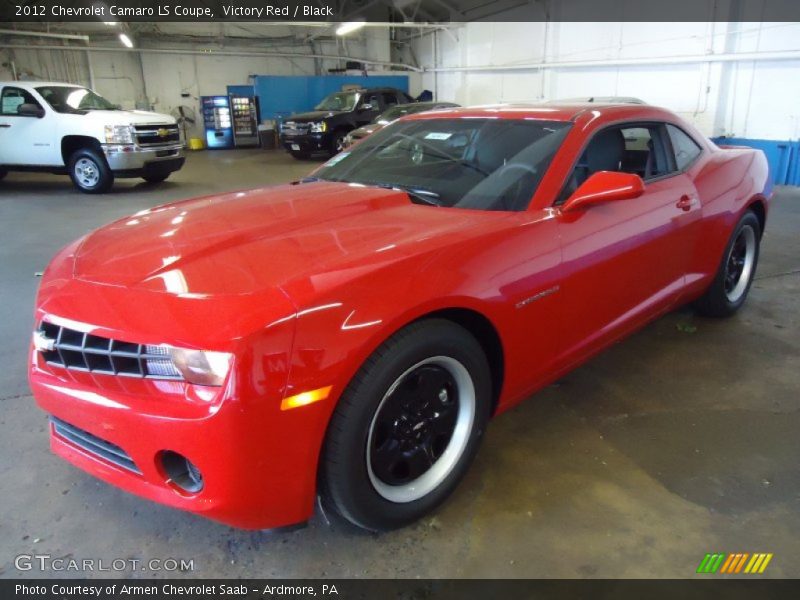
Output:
(0, 36), (387, 120)
(411, 21), (800, 141)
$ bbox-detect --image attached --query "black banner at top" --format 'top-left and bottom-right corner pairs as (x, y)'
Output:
(2, 0), (800, 23)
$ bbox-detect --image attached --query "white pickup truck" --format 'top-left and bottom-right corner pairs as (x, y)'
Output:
(0, 81), (185, 193)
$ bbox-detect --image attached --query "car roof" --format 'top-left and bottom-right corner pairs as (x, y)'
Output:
(405, 102), (677, 123)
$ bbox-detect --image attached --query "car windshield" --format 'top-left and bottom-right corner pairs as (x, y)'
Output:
(36, 86), (117, 113)
(314, 91), (359, 112)
(312, 118), (571, 212)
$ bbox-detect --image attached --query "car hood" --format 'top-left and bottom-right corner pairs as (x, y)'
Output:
(72, 182), (497, 297)
(88, 109), (176, 126)
(286, 110), (340, 122)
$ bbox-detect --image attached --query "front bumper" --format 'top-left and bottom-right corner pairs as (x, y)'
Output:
(280, 133), (328, 153)
(102, 143), (186, 177)
(27, 264), (336, 529)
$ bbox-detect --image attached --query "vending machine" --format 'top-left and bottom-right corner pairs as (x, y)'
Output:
(200, 95), (233, 149)
(229, 94), (260, 148)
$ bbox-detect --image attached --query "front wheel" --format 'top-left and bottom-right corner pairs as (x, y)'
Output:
(320, 319), (492, 531)
(694, 210), (761, 317)
(328, 131), (348, 157)
(68, 148), (113, 194)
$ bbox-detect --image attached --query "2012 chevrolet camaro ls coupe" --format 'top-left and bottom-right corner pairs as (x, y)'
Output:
(29, 103), (770, 531)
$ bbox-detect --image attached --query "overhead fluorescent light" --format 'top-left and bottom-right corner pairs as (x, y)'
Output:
(103, 21), (117, 26)
(119, 33), (133, 48)
(336, 21), (366, 36)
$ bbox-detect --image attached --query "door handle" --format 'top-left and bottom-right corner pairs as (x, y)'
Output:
(676, 195), (693, 211)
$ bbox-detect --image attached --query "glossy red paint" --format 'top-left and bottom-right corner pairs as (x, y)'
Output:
(561, 171), (645, 212)
(29, 103), (770, 529)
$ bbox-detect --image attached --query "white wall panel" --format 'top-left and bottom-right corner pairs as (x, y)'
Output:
(414, 21), (800, 141)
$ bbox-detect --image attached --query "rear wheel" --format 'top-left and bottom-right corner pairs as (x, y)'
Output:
(694, 210), (761, 317)
(68, 148), (113, 194)
(320, 319), (492, 531)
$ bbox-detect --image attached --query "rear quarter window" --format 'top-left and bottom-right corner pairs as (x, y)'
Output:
(667, 124), (702, 171)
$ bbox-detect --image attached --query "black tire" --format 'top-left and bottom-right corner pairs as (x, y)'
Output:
(328, 130), (348, 157)
(694, 210), (761, 318)
(142, 172), (170, 184)
(68, 148), (113, 194)
(320, 319), (492, 531)
(290, 151), (310, 160)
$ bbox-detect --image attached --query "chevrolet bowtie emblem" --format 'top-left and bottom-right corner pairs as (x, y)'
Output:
(33, 330), (56, 352)
(157, 128), (170, 137)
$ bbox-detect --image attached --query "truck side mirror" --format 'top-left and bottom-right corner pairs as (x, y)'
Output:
(360, 103), (374, 112)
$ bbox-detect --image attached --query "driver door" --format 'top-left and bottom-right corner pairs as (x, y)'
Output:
(0, 86), (58, 166)
(554, 122), (701, 365)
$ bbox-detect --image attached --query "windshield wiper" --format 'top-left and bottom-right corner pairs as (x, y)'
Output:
(371, 182), (443, 206)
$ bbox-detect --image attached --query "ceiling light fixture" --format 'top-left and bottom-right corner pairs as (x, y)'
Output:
(118, 33), (133, 48)
(336, 21), (366, 36)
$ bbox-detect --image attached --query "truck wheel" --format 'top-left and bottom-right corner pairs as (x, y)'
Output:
(694, 210), (761, 318)
(68, 149), (113, 194)
(142, 172), (171, 184)
(320, 319), (492, 531)
(328, 131), (348, 157)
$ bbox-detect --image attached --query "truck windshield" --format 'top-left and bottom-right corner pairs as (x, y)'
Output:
(36, 86), (118, 114)
(312, 118), (571, 212)
(315, 92), (359, 112)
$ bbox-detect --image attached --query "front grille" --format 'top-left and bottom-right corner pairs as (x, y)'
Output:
(50, 416), (141, 474)
(134, 124), (181, 147)
(281, 121), (310, 137)
(37, 322), (183, 380)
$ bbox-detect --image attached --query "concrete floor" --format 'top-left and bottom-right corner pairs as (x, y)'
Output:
(1, 150), (798, 579)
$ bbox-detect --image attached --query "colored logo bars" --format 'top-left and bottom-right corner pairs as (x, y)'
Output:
(697, 553), (773, 574)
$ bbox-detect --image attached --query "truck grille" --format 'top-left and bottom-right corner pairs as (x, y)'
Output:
(50, 416), (140, 474)
(281, 121), (310, 137)
(37, 322), (183, 380)
(134, 124), (181, 147)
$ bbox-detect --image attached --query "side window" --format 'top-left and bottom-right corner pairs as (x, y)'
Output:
(557, 123), (672, 204)
(1, 87), (41, 116)
(667, 124), (702, 171)
(619, 125), (669, 179)
(362, 93), (381, 110)
(382, 92), (399, 107)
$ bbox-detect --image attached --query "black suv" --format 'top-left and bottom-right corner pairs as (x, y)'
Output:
(279, 87), (414, 159)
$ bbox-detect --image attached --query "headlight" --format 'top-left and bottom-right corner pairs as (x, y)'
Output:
(309, 121), (327, 133)
(104, 124), (134, 145)
(145, 345), (232, 386)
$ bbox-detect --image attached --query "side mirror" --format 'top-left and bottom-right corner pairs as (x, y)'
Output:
(561, 171), (644, 213)
(18, 103), (45, 118)
(359, 103), (374, 112)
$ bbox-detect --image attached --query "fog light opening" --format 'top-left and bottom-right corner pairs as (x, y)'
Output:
(160, 451), (204, 494)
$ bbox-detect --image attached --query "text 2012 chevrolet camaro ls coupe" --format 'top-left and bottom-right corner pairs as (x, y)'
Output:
(30, 103), (769, 531)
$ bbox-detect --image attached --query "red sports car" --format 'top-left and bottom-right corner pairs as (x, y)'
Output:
(29, 103), (770, 531)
